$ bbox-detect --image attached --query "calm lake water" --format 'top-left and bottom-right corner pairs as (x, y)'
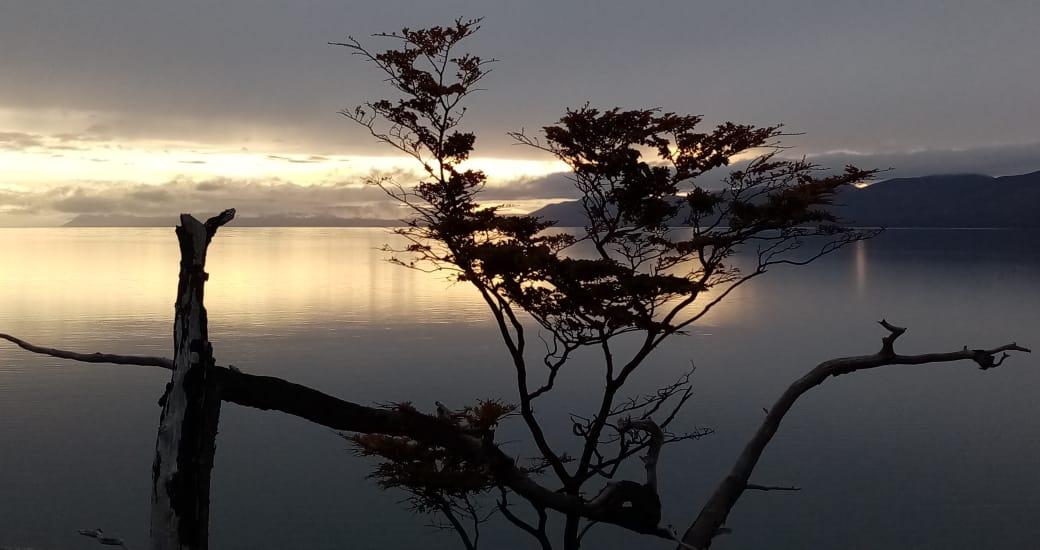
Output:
(1, 228), (1038, 550)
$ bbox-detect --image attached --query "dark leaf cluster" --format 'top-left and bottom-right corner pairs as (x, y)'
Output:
(340, 19), (879, 548)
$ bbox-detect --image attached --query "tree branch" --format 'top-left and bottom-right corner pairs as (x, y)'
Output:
(680, 321), (1030, 549)
(498, 488), (553, 550)
(744, 483), (800, 492)
(433, 496), (477, 550)
(0, 332), (672, 538)
(0, 333), (173, 369)
(617, 418), (663, 493)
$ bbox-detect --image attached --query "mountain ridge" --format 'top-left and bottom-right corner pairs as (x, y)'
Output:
(57, 170), (1040, 228)
(531, 170), (1040, 228)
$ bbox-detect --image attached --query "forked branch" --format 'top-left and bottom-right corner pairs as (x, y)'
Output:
(680, 321), (1030, 549)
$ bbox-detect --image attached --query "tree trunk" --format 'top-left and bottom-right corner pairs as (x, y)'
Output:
(149, 210), (234, 550)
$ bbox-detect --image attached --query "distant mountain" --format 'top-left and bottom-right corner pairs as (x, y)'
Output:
(63, 213), (404, 228)
(63, 214), (190, 227)
(530, 171), (1040, 228)
(833, 171), (1040, 227)
(59, 171), (1040, 228)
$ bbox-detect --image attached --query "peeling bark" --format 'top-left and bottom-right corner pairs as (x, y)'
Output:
(149, 210), (234, 550)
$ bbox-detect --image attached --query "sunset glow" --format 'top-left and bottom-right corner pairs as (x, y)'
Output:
(0, 138), (568, 188)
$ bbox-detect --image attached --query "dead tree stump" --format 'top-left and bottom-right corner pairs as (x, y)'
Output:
(149, 210), (234, 550)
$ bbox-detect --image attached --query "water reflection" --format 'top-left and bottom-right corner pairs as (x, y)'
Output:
(0, 228), (487, 329)
(854, 238), (868, 295)
(0, 227), (752, 335)
(0, 228), (1038, 550)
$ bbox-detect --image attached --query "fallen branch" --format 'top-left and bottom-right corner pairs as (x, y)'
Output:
(0, 332), (672, 539)
(215, 366), (672, 536)
(0, 333), (172, 369)
(680, 320), (1030, 549)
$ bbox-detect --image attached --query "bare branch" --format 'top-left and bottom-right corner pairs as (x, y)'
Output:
(0, 333), (173, 369)
(680, 323), (1031, 549)
(498, 488), (553, 550)
(617, 418), (663, 493)
(878, 318), (907, 356)
(433, 495), (477, 550)
(745, 484), (801, 492)
(203, 208), (236, 240)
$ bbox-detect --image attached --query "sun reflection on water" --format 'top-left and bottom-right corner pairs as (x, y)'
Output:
(0, 227), (750, 344)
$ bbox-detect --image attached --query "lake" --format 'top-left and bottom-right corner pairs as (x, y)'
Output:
(1, 227), (1038, 549)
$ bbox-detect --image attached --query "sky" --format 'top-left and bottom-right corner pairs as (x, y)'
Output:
(1, 0), (1039, 225)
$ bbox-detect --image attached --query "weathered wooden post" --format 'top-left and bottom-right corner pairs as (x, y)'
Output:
(150, 210), (235, 550)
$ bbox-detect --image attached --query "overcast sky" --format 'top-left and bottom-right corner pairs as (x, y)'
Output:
(2, 0), (1039, 225)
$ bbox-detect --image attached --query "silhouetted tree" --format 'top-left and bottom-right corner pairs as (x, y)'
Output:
(0, 16), (1031, 550)
(330, 18), (1032, 550)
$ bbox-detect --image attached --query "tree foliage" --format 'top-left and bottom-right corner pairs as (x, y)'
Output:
(335, 16), (879, 549)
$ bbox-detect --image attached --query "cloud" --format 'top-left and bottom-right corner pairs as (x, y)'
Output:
(194, 182), (223, 192)
(804, 142), (1040, 180)
(266, 154), (327, 164)
(0, 177), (404, 223)
(482, 172), (580, 200)
(2, 171), (575, 225)
(50, 189), (123, 213)
(0, 131), (45, 151)
(0, 130), (106, 153)
(128, 188), (174, 203)
(2, 140), (1038, 226)
(677, 142), (1040, 188)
